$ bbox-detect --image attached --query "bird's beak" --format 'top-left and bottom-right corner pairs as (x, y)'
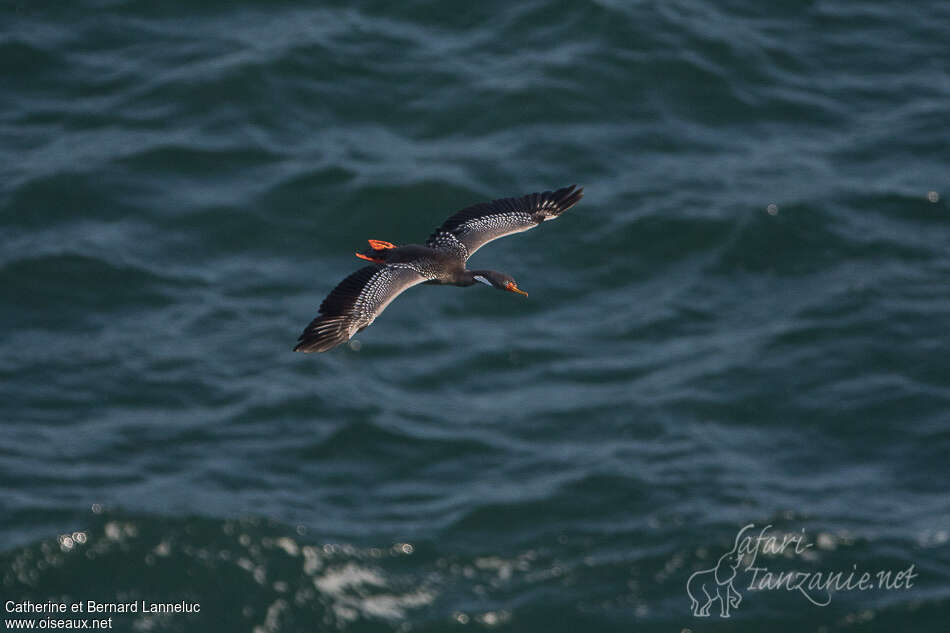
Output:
(505, 282), (528, 297)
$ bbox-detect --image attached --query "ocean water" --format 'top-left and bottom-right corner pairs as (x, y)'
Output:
(2, 0), (949, 631)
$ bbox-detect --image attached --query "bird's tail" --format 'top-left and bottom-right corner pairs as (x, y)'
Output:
(355, 239), (396, 263)
(293, 315), (351, 353)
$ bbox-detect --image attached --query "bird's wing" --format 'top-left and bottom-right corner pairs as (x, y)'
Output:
(294, 264), (430, 353)
(425, 185), (583, 261)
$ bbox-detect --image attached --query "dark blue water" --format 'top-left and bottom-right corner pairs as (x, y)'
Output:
(2, 1), (949, 631)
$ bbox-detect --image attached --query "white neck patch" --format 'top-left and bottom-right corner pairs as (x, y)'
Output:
(473, 275), (492, 287)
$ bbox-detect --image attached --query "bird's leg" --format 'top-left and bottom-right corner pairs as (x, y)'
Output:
(356, 239), (397, 263)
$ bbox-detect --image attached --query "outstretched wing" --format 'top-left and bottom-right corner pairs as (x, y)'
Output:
(425, 185), (583, 261)
(294, 265), (429, 353)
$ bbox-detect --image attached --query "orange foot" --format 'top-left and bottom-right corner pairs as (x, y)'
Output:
(355, 252), (385, 263)
(368, 239), (396, 250)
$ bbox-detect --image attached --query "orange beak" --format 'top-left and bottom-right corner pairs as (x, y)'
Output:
(505, 281), (528, 297)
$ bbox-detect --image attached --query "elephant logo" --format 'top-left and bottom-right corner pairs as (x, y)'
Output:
(686, 525), (753, 617)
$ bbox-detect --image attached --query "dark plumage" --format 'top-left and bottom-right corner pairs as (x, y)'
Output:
(294, 185), (583, 353)
(426, 184), (583, 261)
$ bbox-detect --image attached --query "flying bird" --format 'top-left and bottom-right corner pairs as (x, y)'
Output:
(294, 185), (584, 353)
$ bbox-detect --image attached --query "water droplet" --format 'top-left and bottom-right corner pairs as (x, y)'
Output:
(927, 191), (939, 203)
(766, 203), (778, 215)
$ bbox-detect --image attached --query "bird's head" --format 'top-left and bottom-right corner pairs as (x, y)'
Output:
(471, 270), (528, 297)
